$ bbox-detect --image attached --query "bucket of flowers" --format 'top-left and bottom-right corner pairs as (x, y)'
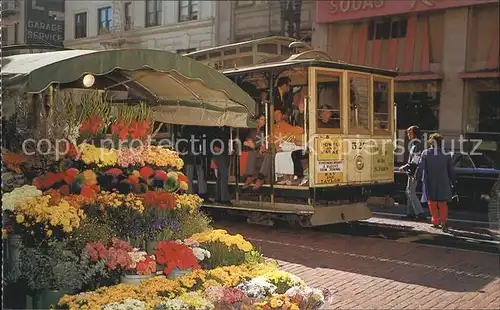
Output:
(120, 248), (157, 285)
(153, 240), (201, 279)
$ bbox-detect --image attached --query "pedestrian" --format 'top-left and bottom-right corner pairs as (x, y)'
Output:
(416, 133), (455, 232)
(180, 125), (211, 203)
(399, 125), (426, 221)
(210, 126), (232, 206)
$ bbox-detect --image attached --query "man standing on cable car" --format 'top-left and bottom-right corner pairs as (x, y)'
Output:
(273, 77), (293, 119)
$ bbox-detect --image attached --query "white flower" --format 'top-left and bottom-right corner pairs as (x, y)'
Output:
(2, 185), (42, 212)
(127, 250), (148, 269)
(192, 247), (211, 261)
(102, 298), (146, 310)
(237, 276), (277, 300)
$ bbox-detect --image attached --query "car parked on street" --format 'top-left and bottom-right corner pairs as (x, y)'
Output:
(394, 151), (500, 212)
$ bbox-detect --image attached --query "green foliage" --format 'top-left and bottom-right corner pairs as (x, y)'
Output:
(69, 216), (116, 251)
(199, 242), (246, 270)
(15, 241), (107, 292)
(172, 209), (211, 240)
(244, 250), (265, 265)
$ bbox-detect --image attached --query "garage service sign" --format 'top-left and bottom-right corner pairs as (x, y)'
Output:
(25, 0), (65, 46)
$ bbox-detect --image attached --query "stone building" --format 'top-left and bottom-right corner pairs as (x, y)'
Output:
(231, 0), (315, 42)
(63, 0), (222, 52)
(313, 0), (500, 141)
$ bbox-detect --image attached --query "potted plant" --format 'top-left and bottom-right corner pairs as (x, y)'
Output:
(120, 249), (157, 285)
(153, 240), (201, 279)
(12, 241), (106, 309)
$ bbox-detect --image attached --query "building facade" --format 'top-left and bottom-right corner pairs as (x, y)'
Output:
(232, 0), (315, 42)
(63, 0), (223, 52)
(313, 0), (500, 140)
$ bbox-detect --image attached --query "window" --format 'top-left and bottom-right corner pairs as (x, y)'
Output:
(368, 18), (407, 40)
(75, 12), (87, 38)
(316, 72), (341, 132)
(146, 0), (161, 27)
(395, 92), (440, 131)
(179, 0), (198, 22)
(176, 48), (196, 54)
(349, 75), (370, 131)
(373, 80), (391, 133)
(14, 23), (18, 44)
(124, 2), (132, 30)
(98, 7), (112, 34)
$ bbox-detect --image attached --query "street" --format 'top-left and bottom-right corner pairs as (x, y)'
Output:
(214, 217), (500, 309)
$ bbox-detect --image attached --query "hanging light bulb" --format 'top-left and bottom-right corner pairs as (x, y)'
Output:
(82, 74), (95, 88)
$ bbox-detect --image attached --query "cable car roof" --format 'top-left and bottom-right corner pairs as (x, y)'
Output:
(223, 59), (398, 77)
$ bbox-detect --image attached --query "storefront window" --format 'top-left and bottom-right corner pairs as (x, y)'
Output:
(395, 91), (440, 131)
(349, 75), (370, 132)
(478, 92), (500, 132)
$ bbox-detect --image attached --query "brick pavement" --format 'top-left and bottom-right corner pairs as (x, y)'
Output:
(218, 223), (500, 309)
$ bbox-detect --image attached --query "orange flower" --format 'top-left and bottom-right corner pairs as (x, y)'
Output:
(80, 184), (97, 198)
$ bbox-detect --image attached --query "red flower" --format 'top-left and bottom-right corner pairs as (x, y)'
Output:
(32, 177), (42, 189)
(105, 168), (123, 176)
(112, 120), (129, 140)
(139, 166), (154, 180)
(127, 175), (140, 185)
(154, 170), (168, 181)
(138, 192), (175, 210)
(154, 241), (200, 275)
(80, 184), (97, 198)
(64, 168), (79, 184)
(129, 120), (140, 140)
(80, 115), (103, 134)
(59, 185), (70, 195)
(136, 256), (156, 275)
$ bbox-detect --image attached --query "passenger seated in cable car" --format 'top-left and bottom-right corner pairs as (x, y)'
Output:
(318, 104), (340, 128)
(273, 109), (304, 185)
(291, 87), (306, 127)
(241, 114), (270, 189)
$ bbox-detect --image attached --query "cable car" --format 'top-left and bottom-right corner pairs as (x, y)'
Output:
(183, 38), (398, 226)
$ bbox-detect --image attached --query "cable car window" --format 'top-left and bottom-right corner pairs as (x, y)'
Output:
(316, 72), (341, 132)
(373, 79), (390, 132)
(349, 75), (370, 131)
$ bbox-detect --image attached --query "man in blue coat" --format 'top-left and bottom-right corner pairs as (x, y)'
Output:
(416, 133), (455, 232)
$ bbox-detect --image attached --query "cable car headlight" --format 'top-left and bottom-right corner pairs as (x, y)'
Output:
(355, 156), (364, 170)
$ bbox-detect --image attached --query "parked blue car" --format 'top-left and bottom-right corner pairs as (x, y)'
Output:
(394, 151), (500, 212)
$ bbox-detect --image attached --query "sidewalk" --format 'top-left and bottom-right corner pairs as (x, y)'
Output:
(218, 222), (500, 309)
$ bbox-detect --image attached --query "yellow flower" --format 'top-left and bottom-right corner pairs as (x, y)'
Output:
(15, 214), (25, 223)
(46, 229), (53, 237)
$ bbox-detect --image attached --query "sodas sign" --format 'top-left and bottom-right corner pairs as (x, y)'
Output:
(329, 0), (385, 14)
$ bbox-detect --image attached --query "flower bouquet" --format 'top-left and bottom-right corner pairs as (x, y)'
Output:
(120, 248), (157, 284)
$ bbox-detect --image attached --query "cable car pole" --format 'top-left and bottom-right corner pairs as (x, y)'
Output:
(269, 74), (275, 204)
